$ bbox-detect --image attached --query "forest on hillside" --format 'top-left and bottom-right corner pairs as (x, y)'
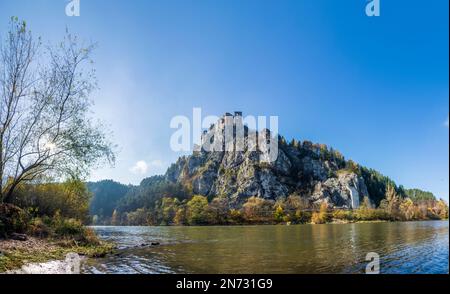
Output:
(88, 139), (449, 226)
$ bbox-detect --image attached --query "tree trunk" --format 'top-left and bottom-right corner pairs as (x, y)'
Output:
(3, 184), (17, 204)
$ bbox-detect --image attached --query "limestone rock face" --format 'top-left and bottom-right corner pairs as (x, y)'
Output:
(165, 112), (371, 207)
(311, 172), (369, 209)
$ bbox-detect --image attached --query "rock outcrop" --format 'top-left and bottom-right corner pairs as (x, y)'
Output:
(166, 112), (370, 208)
(311, 172), (369, 208)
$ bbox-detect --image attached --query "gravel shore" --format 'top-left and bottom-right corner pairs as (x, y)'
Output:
(0, 237), (85, 274)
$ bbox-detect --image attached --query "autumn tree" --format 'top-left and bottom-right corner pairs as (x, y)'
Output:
(0, 18), (114, 203)
(434, 199), (449, 219)
(174, 205), (187, 225)
(380, 184), (401, 220)
(207, 197), (230, 225)
(126, 208), (150, 226)
(284, 193), (311, 222)
(311, 202), (330, 224)
(273, 205), (284, 222)
(242, 196), (274, 223)
(228, 209), (244, 224)
(157, 197), (179, 225)
(186, 195), (209, 225)
(12, 178), (91, 222)
(399, 198), (416, 221)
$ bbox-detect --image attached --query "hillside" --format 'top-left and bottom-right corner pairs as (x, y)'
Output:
(86, 112), (448, 226)
(165, 112), (394, 208)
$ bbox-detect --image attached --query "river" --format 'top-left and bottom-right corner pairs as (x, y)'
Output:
(83, 221), (448, 274)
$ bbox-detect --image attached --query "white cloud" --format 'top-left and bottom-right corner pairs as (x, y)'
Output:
(445, 116), (449, 128)
(130, 160), (149, 175)
(129, 159), (164, 176)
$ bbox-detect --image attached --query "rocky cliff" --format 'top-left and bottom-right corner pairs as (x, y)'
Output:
(165, 112), (372, 209)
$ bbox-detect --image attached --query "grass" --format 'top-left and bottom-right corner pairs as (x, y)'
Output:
(0, 239), (114, 272)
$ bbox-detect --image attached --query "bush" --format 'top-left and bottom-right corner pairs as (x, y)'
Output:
(53, 218), (85, 237)
(332, 210), (354, 221)
(27, 217), (51, 238)
(354, 208), (390, 221)
(13, 179), (91, 223)
(25, 214), (100, 246)
(54, 217), (100, 246)
(311, 212), (326, 224)
(273, 205), (285, 222)
(228, 209), (244, 225)
(0, 204), (29, 237)
(294, 210), (312, 223)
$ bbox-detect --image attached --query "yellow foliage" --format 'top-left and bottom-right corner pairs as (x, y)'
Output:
(311, 202), (330, 224)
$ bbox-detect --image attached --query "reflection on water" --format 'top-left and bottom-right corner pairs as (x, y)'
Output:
(83, 221), (449, 274)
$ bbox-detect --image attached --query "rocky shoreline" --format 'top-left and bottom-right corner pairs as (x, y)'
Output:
(0, 236), (114, 273)
(4, 253), (84, 274)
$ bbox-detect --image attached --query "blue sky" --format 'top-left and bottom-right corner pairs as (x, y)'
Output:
(0, 0), (448, 200)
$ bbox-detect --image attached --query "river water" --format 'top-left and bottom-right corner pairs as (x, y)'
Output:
(83, 221), (448, 274)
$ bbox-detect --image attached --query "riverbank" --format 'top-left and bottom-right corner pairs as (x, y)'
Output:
(0, 236), (114, 273)
(1, 202), (117, 273)
(90, 218), (446, 227)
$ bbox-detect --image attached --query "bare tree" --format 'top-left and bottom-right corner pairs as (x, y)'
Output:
(0, 17), (115, 203)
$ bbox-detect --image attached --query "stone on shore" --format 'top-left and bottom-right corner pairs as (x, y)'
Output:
(10, 233), (28, 241)
(6, 253), (83, 274)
